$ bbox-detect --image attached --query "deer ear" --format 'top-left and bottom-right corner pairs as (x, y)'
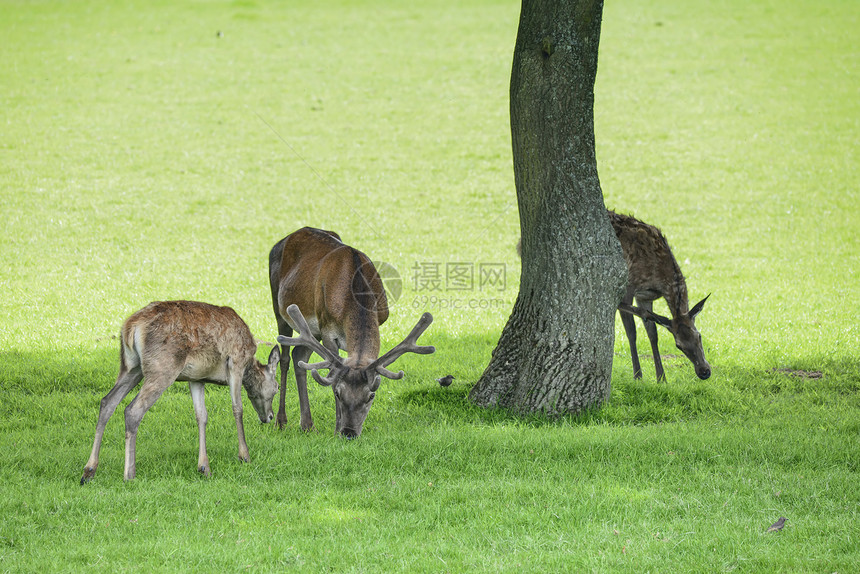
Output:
(267, 345), (280, 370)
(689, 294), (710, 319)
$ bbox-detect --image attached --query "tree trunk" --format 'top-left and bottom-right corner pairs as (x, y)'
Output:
(469, 0), (627, 415)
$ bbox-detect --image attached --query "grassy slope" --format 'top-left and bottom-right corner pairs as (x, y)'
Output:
(1, 0), (857, 572)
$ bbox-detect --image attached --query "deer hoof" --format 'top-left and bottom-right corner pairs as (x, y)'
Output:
(198, 465), (211, 477)
(80, 467), (96, 485)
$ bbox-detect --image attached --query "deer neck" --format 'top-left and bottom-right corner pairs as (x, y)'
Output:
(343, 310), (381, 369)
(340, 249), (384, 368)
(666, 266), (690, 318)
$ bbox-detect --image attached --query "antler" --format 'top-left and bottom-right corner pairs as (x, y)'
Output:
(369, 312), (435, 380)
(276, 304), (345, 386)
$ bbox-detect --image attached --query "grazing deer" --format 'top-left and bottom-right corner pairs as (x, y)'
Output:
(609, 210), (711, 381)
(515, 211), (711, 381)
(80, 301), (280, 483)
(269, 227), (434, 438)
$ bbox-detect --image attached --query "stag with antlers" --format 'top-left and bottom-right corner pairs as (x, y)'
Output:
(269, 227), (434, 437)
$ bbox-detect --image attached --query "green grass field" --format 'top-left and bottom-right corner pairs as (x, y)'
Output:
(2, 0), (858, 571)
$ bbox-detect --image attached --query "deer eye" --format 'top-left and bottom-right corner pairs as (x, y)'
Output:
(367, 391), (376, 403)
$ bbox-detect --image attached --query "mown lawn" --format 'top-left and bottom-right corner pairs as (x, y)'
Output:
(1, 0), (857, 571)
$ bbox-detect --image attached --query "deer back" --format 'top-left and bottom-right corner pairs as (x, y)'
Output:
(122, 301), (257, 381)
(271, 227), (388, 365)
(124, 300), (279, 419)
(609, 210), (688, 312)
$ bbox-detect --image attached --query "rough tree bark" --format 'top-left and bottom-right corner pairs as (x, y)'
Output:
(469, 0), (627, 414)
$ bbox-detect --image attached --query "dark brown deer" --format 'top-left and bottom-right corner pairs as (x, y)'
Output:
(269, 227), (434, 438)
(516, 211), (711, 381)
(80, 301), (280, 483)
(609, 210), (711, 381)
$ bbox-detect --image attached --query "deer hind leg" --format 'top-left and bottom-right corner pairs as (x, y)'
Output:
(122, 374), (174, 481)
(638, 299), (665, 381)
(619, 293), (642, 379)
(81, 364), (143, 485)
(292, 344), (315, 432)
(189, 382), (210, 477)
(275, 320), (293, 430)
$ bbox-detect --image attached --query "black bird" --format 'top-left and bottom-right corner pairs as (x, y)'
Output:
(767, 517), (786, 532)
(436, 375), (454, 387)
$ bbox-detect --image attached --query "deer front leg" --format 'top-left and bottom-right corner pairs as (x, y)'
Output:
(189, 382), (210, 477)
(644, 320), (665, 381)
(81, 366), (143, 484)
(292, 345), (315, 432)
(123, 376), (172, 481)
(638, 300), (665, 381)
(227, 364), (250, 463)
(277, 357), (290, 430)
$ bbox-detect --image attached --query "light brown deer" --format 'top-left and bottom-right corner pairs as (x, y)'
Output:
(609, 210), (711, 381)
(269, 227), (434, 438)
(80, 301), (280, 483)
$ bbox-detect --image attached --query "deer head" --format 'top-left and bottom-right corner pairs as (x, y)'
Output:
(619, 295), (711, 380)
(239, 345), (281, 423)
(277, 304), (434, 438)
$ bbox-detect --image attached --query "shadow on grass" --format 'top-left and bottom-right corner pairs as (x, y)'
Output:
(397, 333), (860, 429)
(397, 377), (737, 429)
(0, 341), (293, 396)
(0, 347), (119, 395)
(3, 336), (857, 428)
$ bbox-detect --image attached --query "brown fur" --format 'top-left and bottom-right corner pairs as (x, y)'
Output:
(81, 301), (279, 483)
(269, 227), (434, 437)
(609, 211), (688, 314)
(516, 211), (711, 380)
(608, 211), (711, 381)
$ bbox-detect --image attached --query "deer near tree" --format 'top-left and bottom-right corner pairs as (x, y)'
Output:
(269, 227), (434, 438)
(609, 210), (711, 381)
(516, 210), (711, 381)
(80, 301), (280, 483)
